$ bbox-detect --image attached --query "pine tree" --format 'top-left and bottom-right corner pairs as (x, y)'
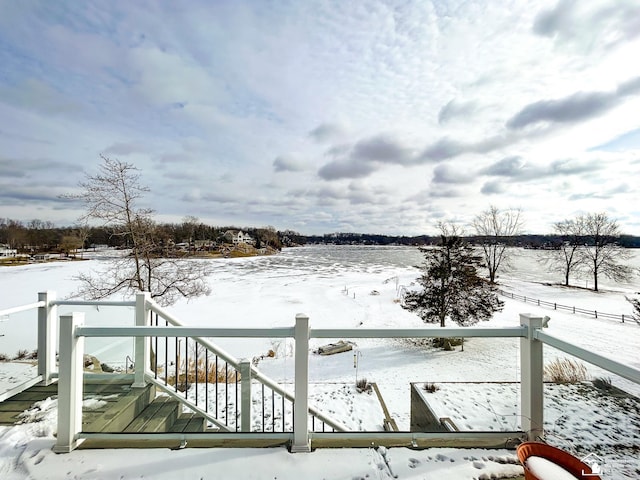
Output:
(403, 227), (503, 327)
(627, 296), (640, 324)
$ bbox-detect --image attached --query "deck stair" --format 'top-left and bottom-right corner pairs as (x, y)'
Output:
(0, 375), (206, 438)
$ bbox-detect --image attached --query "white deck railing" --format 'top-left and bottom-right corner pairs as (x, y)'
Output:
(2, 292), (640, 454)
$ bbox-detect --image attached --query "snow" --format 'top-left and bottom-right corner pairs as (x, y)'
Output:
(1, 245), (639, 479)
(0, 363), (37, 393)
(526, 456), (579, 480)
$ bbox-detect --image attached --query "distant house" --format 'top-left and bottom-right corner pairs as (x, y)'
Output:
(222, 230), (254, 245)
(0, 245), (17, 258)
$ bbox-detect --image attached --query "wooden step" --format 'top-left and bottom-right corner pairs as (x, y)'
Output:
(170, 413), (206, 433)
(124, 396), (178, 433)
(83, 384), (155, 433)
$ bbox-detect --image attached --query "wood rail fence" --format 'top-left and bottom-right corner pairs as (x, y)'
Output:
(498, 289), (638, 325)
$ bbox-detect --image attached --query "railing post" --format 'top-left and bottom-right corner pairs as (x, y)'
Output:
(133, 292), (150, 388)
(53, 312), (84, 453)
(239, 359), (252, 432)
(37, 291), (57, 386)
(291, 313), (311, 453)
(520, 314), (544, 441)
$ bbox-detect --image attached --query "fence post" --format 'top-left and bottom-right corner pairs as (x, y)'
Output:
(239, 359), (252, 432)
(37, 291), (57, 386)
(53, 312), (84, 453)
(291, 313), (311, 453)
(133, 292), (150, 388)
(520, 314), (544, 442)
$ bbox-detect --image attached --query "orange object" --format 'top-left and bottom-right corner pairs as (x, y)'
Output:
(516, 441), (602, 480)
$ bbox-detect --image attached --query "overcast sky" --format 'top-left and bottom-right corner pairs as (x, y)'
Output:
(1, 0), (639, 235)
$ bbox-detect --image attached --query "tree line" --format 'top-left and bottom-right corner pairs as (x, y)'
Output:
(0, 219), (288, 255)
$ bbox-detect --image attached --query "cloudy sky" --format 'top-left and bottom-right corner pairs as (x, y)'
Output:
(1, 0), (639, 235)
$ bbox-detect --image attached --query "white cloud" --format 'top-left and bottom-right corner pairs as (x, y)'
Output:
(0, 0), (639, 235)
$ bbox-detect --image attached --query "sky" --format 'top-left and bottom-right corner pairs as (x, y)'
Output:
(0, 0), (639, 236)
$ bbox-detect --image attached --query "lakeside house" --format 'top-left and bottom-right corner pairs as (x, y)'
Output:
(223, 229), (255, 245)
(0, 245), (17, 258)
(0, 245), (18, 257)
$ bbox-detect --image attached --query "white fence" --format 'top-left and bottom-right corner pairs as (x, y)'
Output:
(2, 292), (640, 454)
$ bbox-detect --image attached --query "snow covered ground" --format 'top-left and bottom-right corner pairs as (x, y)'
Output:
(1, 245), (639, 479)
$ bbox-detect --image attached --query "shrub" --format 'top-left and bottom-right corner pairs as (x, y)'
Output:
(544, 358), (588, 383)
(423, 382), (440, 393)
(14, 349), (29, 360)
(593, 376), (613, 391)
(0, 352), (9, 361)
(356, 378), (372, 393)
(432, 337), (464, 350)
(166, 358), (241, 392)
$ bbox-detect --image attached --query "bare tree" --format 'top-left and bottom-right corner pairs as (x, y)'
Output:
(543, 218), (586, 286)
(578, 212), (632, 291)
(182, 215), (199, 253)
(472, 206), (523, 283)
(64, 156), (211, 305)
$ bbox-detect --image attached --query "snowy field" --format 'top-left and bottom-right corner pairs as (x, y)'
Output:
(0, 245), (639, 479)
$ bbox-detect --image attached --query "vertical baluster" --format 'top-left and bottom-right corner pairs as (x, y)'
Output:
(205, 349), (209, 412)
(225, 361), (228, 426)
(312, 416), (315, 432)
(184, 337), (189, 399)
(154, 313), (158, 379)
(282, 394), (285, 432)
(271, 390), (275, 432)
(215, 355), (219, 418)
(164, 318), (168, 385)
(262, 384), (265, 432)
(174, 337), (179, 392)
(194, 343), (199, 407)
(235, 369), (239, 432)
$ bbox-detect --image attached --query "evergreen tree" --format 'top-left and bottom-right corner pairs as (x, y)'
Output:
(627, 296), (640, 324)
(403, 226), (503, 327)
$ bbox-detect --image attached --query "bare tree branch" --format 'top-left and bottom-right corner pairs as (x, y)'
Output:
(65, 156), (211, 305)
(472, 205), (524, 283)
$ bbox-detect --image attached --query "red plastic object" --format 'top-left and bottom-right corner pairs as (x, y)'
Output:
(516, 441), (602, 480)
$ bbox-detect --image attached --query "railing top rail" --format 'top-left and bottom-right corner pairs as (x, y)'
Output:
(0, 301), (45, 317)
(310, 326), (527, 339)
(535, 329), (640, 385)
(76, 326), (295, 338)
(75, 325), (528, 340)
(53, 300), (136, 307)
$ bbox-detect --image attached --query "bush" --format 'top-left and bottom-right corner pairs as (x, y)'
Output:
(0, 352), (9, 362)
(14, 349), (29, 360)
(544, 358), (588, 383)
(593, 376), (613, 391)
(166, 358), (241, 392)
(356, 378), (372, 393)
(423, 382), (440, 393)
(432, 337), (464, 350)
